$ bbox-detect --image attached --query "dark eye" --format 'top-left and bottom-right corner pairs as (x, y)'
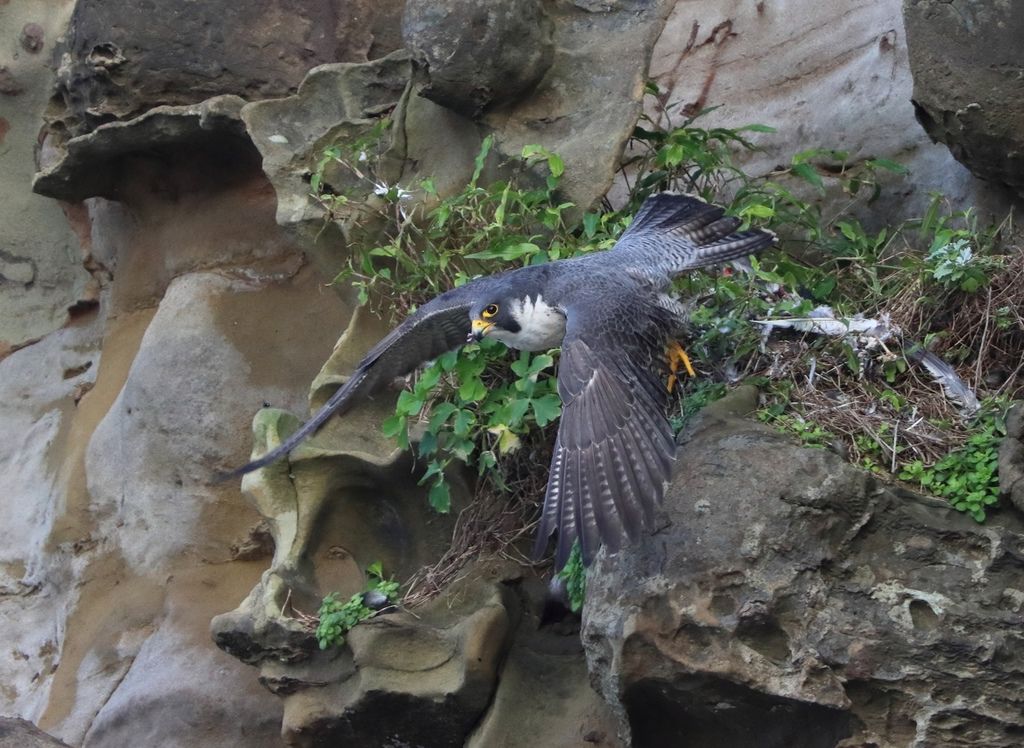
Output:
(482, 304), (499, 318)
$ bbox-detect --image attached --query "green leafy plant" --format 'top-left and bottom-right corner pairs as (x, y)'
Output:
(899, 415), (1005, 522)
(382, 345), (562, 512)
(758, 411), (836, 449)
(671, 379), (728, 432)
(315, 562), (400, 650)
(926, 238), (988, 293)
(314, 131), (633, 515)
(309, 89), (1016, 555)
(557, 541), (586, 613)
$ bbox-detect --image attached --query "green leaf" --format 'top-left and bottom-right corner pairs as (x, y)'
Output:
(418, 365), (442, 390)
(531, 393), (562, 426)
(428, 480), (451, 513)
(453, 408), (475, 436)
(557, 541), (586, 613)
(511, 352), (531, 377)
(465, 242), (541, 262)
(737, 123), (776, 133)
(791, 162), (823, 189)
(489, 423), (522, 454)
(508, 397), (531, 425)
(528, 353), (555, 376)
(842, 343), (860, 376)
(866, 157), (908, 174)
(458, 377), (487, 402)
(438, 349), (460, 371)
(547, 153), (565, 178)
(812, 276), (837, 300)
(740, 203), (775, 219)
(396, 390), (424, 416)
(471, 135), (494, 188)
(381, 414), (406, 438)
(417, 429), (438, 457)
(427, 402), (459, 430)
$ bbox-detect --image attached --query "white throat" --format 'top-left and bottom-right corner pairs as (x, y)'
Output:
(490, 295), (566, 351)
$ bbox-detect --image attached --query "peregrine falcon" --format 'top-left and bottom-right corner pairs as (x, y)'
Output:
(226, 193), (775, 567)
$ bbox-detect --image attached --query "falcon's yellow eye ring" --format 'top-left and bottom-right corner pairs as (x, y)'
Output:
(482, 304), (499, 319)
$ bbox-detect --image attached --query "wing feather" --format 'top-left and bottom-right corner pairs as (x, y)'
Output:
(612, 192), (776, 278)
(534, 306), (677, 566)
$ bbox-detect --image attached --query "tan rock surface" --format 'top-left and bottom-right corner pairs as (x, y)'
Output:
(0, 0), (92, 351)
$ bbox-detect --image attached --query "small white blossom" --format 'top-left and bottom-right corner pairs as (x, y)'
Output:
(373, 182), (413, 201)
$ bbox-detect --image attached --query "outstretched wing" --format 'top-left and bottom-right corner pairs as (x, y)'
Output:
(533, 287), (677, 568)
(612, 192), (776, 278)
(219, 277), (499, 480)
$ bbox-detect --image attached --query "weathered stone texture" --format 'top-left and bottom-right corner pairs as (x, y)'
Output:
(47, 0), (405, 137)
(403, 0), (554, 118)
(629, 0), (1016, 225)
(584, 388), (1024, 747)
(904, 0), (1024, 199)
(0, 0), (93, 352)
(0, 718), (70, 747)
(999, 404), (1024, 515)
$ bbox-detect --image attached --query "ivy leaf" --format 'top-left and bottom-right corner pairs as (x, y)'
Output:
(488, 424), (522, 454)
(453, 409), (475, 437)
(458, 377), (487, 402)
(396, 390), (424, 416)
(428, 480), (451, 513)
(418, 365), (442, 390)
(508, 397), (531, 425)
(531, 393), (562, 426)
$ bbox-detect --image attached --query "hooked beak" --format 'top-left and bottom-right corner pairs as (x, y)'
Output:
(469, 318), (494, 342)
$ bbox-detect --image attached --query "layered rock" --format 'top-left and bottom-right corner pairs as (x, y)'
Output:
(584, 388), (1024, 747)
(3, 77), (352, 744)
(45, 0), (405, 138)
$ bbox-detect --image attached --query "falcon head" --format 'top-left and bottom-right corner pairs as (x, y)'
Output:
(469, 293), (566, 352)
(469, 298), (520, 340)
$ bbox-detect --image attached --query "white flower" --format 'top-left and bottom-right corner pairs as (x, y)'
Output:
(373, 182), (413, 201)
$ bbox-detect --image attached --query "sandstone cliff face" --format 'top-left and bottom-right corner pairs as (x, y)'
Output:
(2, 1), (1021, 746)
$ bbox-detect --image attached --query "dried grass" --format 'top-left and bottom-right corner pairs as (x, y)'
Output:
(757, 235), (1024, 476)
(402, 435), (551, 607)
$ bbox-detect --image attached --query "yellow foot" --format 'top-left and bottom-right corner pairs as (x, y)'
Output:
(666, 340), (696, 392)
